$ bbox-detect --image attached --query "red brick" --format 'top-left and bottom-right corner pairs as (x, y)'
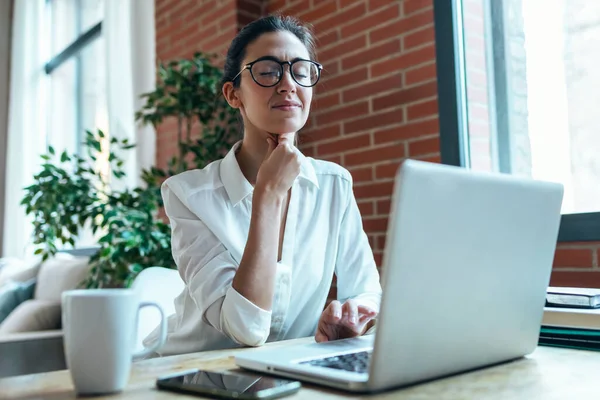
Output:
(596, 247), (600, 268)
(553, 248), (594, 268)
(203, 28), (237, 53)
(375, 161), (402, 179)
(416, 154), (442, 163)
(314, 3), (366, 35)
(372, 44), (436, 77)
(403, 61), (433, 84)
(362, 216), (389, 232)
(183, 2), (216, 25)
(358, 200), (375, 216)
(407, 98), (438, 120)
(317, 133), (371, 156)
(374, 252), (383, 267)
(200, 2), (236, 26)
(317, 29), (340, 49)
(238, 0), (262, 16)
(368, 234), (376, 249)
(349, 166), (374, 182)
(278, 0), (311, 16)
(376, 199), (391, 215)
(373, 81), (438, 111)
(198, 23), (219, 42)
(299, 0), (338, 23)
(339, 0), (363, 7)
(404, 25), (435, 49)
(322, 67), (368, 91)
(345, 109), (405, 135)
(302, 145), (316, 157)
(321, 34), (367, 62)
(340, 5), (400, 38)
(403, 0), (433, 15)
(314, 92), (340, 110)
(169, 23), (200, 44)
(267, 0), (287, 12)
(322, 154), (342, 164)
(301, 124), (341, 144)
(315, 101), (369, 126)
(549, 271), (600, 288)
(342, 73), (402, 103)
(342, 39), (401, 71)
(376, 235), (387, 251)
(370, 10), (434, 44)
(321, 61), (340, 80)
(345, 144), (406, 166)
(219, 11), (238, 31)
(409, 136), (439, 156)
(369, 0), (394, 12)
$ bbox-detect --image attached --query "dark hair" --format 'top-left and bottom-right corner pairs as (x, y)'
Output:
(221, 15), (317, 88)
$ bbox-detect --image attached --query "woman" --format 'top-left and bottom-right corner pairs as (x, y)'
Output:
(144, 14), (382, 357)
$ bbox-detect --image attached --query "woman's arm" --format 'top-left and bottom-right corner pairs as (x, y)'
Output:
(232, 136), (301, 311)
(231, 188), (284, 311)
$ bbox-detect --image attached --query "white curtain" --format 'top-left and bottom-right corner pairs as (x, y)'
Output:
(3, 0), (48, 258)
(104, 0), (156, 191)
(3, 0), (157, 257)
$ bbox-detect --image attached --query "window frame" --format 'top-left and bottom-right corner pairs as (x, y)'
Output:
(433, 0), (600, 242)
(44, 0), (102, 155)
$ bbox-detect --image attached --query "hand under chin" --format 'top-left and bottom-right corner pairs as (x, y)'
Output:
(268, 131), (296, 144)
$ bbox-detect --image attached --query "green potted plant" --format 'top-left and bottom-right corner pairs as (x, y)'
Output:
(21, 52), (240, 288)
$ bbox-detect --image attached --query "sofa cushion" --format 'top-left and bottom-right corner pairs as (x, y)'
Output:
(34, 254), (91, 302)
(0, 299), (61, 333)
(0, 257), (41, 287)
(0, 278), (36, 323)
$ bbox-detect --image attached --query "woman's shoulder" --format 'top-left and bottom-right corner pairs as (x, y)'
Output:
(162, 159), (224, 198)
(304, 157), (353, 185)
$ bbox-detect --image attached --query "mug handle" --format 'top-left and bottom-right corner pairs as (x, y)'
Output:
(132, 301), (168, 359)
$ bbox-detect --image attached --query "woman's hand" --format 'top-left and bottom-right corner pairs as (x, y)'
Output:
(255, 135), (301, 198)
(315, 299), (378, 343)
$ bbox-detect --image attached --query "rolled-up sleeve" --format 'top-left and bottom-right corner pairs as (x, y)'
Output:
(162, 182), (272, 346)
(334, 176), (382, 312)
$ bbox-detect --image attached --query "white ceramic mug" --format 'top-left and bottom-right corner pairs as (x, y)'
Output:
(61, 289), (168, 395)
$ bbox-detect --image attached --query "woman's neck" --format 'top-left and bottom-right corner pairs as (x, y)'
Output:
(235, 130), (295, 185)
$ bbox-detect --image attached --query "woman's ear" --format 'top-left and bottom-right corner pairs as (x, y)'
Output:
(223, 82), (242, 109)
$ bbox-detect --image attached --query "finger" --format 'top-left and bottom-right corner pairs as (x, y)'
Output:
(358, 313), (375, 325)
(342, 300), (359, 326)
(325, 300), (342, 323)
(357, 305), (378, 317)
(277, 133), (295, 146)
(315, 330), (328, 343)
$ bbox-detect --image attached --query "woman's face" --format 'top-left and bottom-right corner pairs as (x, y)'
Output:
(230, 31), (314, 138)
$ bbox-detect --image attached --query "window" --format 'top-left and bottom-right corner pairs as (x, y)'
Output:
(45, 0), (107, 156)
(45, 0), (107, 246)
(434, 0), (600, 241)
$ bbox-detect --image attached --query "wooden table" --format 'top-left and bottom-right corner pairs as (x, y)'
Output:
(2, 336), (600, 400)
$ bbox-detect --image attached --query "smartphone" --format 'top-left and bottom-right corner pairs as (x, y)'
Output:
(156, 369), (301, 399)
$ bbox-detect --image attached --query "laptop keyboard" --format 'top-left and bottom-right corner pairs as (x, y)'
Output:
(300, 351), (371, 373)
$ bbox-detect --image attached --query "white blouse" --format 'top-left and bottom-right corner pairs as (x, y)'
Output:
(143, 142), (382, 356)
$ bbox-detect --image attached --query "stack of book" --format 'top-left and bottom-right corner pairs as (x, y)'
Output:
(540, 287), (600, 351)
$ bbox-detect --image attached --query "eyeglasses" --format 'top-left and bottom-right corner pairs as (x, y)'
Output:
(232, 56), (323, 88)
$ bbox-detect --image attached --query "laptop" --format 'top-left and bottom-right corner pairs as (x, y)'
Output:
(235, 159), (564, 393)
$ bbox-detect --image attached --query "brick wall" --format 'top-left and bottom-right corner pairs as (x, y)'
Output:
(155, 0), (263, 168)
(154, 0), (600, 289)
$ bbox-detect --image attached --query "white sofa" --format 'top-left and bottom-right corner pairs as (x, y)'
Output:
(0, 253), (92, 335)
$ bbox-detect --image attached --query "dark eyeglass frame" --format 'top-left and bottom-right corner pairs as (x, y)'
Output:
(231, 56), (323, 88)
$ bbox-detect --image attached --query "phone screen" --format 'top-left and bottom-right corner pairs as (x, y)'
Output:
(157, 369), (301, 399)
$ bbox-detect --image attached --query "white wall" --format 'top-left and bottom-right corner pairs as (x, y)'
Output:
(0, 0), (13, 256)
